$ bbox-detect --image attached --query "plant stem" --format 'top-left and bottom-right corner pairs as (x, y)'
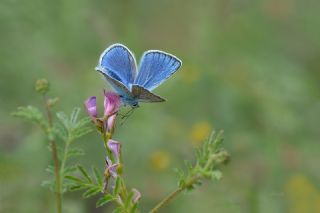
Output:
(148, 175), (201, 213)
(44, 96), (62, 213)
(51, 138), (62, 213)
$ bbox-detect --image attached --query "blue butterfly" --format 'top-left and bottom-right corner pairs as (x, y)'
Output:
(95, 43), (182, 108)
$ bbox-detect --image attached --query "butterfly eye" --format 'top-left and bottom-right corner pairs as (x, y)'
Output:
(119, 95), (123, 98)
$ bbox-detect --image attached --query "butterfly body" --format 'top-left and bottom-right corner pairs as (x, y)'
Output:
(96, 43), (182, 107)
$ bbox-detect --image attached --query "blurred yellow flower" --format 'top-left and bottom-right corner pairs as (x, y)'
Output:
(150, 151), (171, 171)
(284, 174), (320, 213)
(190, 121), (212, 146)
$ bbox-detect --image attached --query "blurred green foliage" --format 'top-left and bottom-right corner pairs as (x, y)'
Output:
(1, 0), (320, 212)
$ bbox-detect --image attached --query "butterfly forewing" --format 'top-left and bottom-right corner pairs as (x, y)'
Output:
(97, 43), (137, 88)
(134, 51), (182, 91)
(97, 69), (133, 99)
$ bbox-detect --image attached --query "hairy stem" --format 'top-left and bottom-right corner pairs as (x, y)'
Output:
(44, 96), (62, 213)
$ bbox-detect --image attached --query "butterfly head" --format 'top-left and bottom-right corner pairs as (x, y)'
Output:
(131, 102), (139, 108)
(119, 94), (140, 108)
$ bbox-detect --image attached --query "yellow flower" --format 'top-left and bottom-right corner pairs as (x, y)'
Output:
(284, 174), (320, 213)
(150, 151), (171, 171)
(190, 121), (212, 146)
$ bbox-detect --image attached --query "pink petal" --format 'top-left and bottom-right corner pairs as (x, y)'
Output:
(107, 114), (117, 131)
(84, 96), (98, 119)
(104, 91), (121, 116)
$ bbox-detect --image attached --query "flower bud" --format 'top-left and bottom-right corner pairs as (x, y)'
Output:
(35, 79), (49, 94)
(84, 96), (98, 120)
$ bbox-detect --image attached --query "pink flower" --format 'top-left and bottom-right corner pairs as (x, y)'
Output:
(84, 91), (121, 132)
(106, 114), (116, 132)
(107, 139), (121, 162)
(84, 96), (97, 120)
(104, 91), (121, 117)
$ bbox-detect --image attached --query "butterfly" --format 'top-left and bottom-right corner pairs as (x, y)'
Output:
(95, 43), (182, 108)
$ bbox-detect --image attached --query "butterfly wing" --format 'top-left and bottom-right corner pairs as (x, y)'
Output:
(134, 50), (182, 91)
(96, 43), (137, 88)
(132, 85), (166, 102)
(97, 69), (133, 99)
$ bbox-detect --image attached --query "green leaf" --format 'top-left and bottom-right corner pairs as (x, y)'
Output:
(41, 180), (54, 191)
(63, 166), (77, 175)
(71, 126), (92, 140)
(69, 185), (87, 191)
(113, 177), (121, 196)
(45, 165), (54, 174)
(77, 165), (92, 183)
(74, 117), (91, 129)
(56, 111), (70, 129)
(212, 130), (224, 149)
(12, 106), (46, 129)
(64, 175), (84, 183)
(184, 160), (193, 174)
(93, 167), (103, 186)
(53, 122), (68, 141)
(112, 207), (124, 213)
(211, 170), (223, 181)
(125, 190), (134, 208)
(178, 179), (186, 188)
(70, 107), (81, 125)
(83, 187), (101, 198)
(130, 203), (138, 213)
(67, 148), (85, 158)
(96, 194), (115, 207)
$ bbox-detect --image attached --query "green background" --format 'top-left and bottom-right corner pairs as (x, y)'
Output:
(1, 0), (320, 212)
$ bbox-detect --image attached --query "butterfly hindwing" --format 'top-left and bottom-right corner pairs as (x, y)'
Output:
(134, 51), (182, 91)
(97, 43), (137, 88)
(131, 85), (166, 102)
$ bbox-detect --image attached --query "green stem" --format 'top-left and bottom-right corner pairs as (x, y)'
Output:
(148, 175), (201, 213)
(44, 96), (62, 213)
(50, 139), (62, 213)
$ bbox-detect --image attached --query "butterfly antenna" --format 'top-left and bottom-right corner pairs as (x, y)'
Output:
(120, 107), (135, 126)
